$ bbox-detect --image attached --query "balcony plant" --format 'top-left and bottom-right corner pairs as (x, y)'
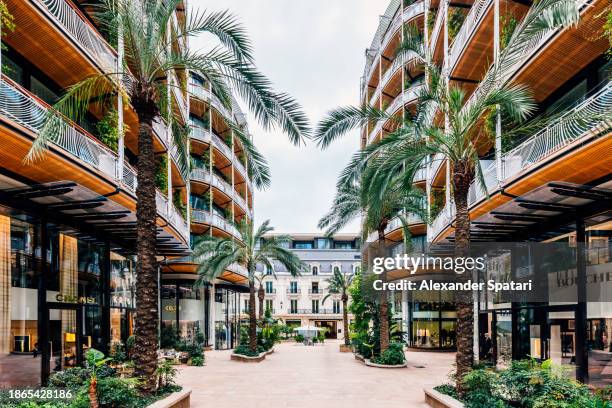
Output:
(26, 0), (309, 393)
(322, 267), (354, 350)
(155, 154), (168, 195)
(173, 189), (187, 219)
(193, 219), (305, 355)
(314, 0), (582, 393)
(448, 7), (468, 43)
(96, 108), (128, 152)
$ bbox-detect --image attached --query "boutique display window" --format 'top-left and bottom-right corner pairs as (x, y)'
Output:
(407, 290), (457, 350)
(161, 280), (209, 348)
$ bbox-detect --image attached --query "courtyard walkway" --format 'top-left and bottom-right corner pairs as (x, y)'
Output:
(177, 340), (455, 408)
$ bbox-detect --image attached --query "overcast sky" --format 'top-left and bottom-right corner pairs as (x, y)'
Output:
(191, 1), (385, 233)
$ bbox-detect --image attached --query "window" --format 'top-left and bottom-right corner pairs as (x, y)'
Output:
(334, 241), (354, 249)
(333, 300), (341, 314)
(243, 299), (249, 314)
(290, 299), (298, 314)
(312, 299), (319, 314)
(289, 281), (298, 294)
(332, 265), (341, 274)
(265, 281), (274, 294)
(264, 264), (273, 275)
(293, 241), (313, 249)
(315, 238), (331, 249)
(311, 265), (319, 275)
(311, 282), (319, 294)
(265, 299), (273, 313)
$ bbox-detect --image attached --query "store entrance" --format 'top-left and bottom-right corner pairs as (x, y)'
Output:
(314, 321), (337, 339)
(44, 303), (83, 384)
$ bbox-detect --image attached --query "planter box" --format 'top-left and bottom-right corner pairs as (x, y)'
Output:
(364, 359), (407, 369)
(230, 348), (274, 363)
(424, 388), (464, 408)
(148, 387), (191, 408)
(339, 344), (352, 353)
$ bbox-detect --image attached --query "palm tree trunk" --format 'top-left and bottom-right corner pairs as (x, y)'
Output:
(133, 111), (159, 393)
(258, 285), (265, 320)
(452, 161), (475, 396)
(342, 295), (350, 346)
(248, 278), (257, 352)
(378, 228), (389, 354)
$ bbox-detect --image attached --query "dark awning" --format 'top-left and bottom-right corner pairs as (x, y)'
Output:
(0, 181), (190, 257)
(442, 181), (612, 244)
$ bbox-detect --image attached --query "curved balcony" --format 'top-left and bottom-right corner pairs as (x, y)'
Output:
(0, 78), (189, 243)
(191, 208), (241, 240)
(34, 0), (117, 74)
(367, 84), (423, 144)
(156, 190), (189, 241)
(364, 1), (425, 88)
(189, 82), (235, 124)
(191, 167), (251, 216)
(428, 152), (446, 188)
(369, 52), (420, 108)
(428, 82), (612, 241)
(367, 212), (424, 242)
(448, 0), (493, 74)
(429, 5), (444, 59)
(190, 125), (253, 193)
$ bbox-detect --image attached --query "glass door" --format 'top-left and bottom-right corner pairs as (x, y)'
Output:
(45, 303), (83, 376)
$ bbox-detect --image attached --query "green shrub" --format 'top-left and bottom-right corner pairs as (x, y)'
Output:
(189, 356), (204, 366)
(96, 377), (140, 408)
(295, 334), (304, 343)
(371, 342), (405, 365)
(234, 344), (264, 357)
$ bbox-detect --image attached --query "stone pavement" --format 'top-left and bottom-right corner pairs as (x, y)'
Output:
(177, 340), (455, 408)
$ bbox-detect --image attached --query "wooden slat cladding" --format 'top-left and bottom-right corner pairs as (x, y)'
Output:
(434, 132), (612, 242)
(4, 0), (101, 89)
(514, 0), (609, 103)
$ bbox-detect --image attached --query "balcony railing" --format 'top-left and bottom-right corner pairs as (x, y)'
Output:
(286, 288), (301, 294)
(155, 190), (189, 241)
(265, 289), (277, 294)
(189, 125), (211, 144)
(308, 289), (322, 294)
(448, 0), (493, 73)
(429, 5), (444, 51)
(0, 78), (121, 181)
(429, 82), (612, 241)
(191, 208), (242, 240)
(35, 0), (117, 73)
(288, 309), (341, 315)
(368, 84), (423, 144)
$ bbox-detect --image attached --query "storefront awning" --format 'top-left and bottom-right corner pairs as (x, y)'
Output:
(0, 180), (190, 257)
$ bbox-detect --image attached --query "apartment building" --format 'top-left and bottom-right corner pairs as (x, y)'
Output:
(361, 0), (610, 385)
(255, 234), (360, 340)
(0, 0), (251, 386)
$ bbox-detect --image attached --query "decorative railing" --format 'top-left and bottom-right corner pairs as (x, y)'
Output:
(286, 288), (301, 294)
(169, 72), (188, 121)
(191, 167), (250, 215)
(155, 190), (189, 242)
(428, 152), (446, 187)
(448, 0), (493, 73)
(363, 1), (425, 87)
(191, 209), (242, 240)
(429, 5), (444, 51)
(35, 0), (117, 73)
(0, 78), (119, 183)
(367, 211), (424, 242)
(367, 84), (423, 144)
(189, 125), (211, 144)
(429, 82), (612, 240)
(0, 78), (190, 242)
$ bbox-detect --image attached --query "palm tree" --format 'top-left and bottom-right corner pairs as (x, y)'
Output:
(318, 178), (425, 353)
(25, 0), (308, 391)
(315, 0), (580, 391)
(254, 271), (273, 319)
(322, 268), (354, 347)
(193, 220), (305, 353)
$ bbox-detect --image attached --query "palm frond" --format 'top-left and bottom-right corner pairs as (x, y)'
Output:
(314, 105), (388, 149)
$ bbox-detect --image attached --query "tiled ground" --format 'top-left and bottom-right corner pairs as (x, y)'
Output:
(0, 354), (41, 387)
(177, 340), (455, 408)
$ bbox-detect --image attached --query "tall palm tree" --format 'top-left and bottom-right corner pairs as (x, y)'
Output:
(322, 268), (354, 347)
(25, 0), (308, 391)
(193, 220), (305, 353)
(315, 0), (580, 391)
(318, 178), (425, 353)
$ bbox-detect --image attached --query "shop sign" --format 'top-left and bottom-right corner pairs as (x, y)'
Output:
(56, 294), (97, 304)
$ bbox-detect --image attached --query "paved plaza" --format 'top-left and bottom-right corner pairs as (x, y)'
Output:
(177, 340), (455, 408)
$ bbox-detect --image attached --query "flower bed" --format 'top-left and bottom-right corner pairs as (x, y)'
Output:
(231, 345), (274, 363)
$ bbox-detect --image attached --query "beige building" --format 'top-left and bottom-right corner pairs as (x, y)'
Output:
(254, 233), (360, 340)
